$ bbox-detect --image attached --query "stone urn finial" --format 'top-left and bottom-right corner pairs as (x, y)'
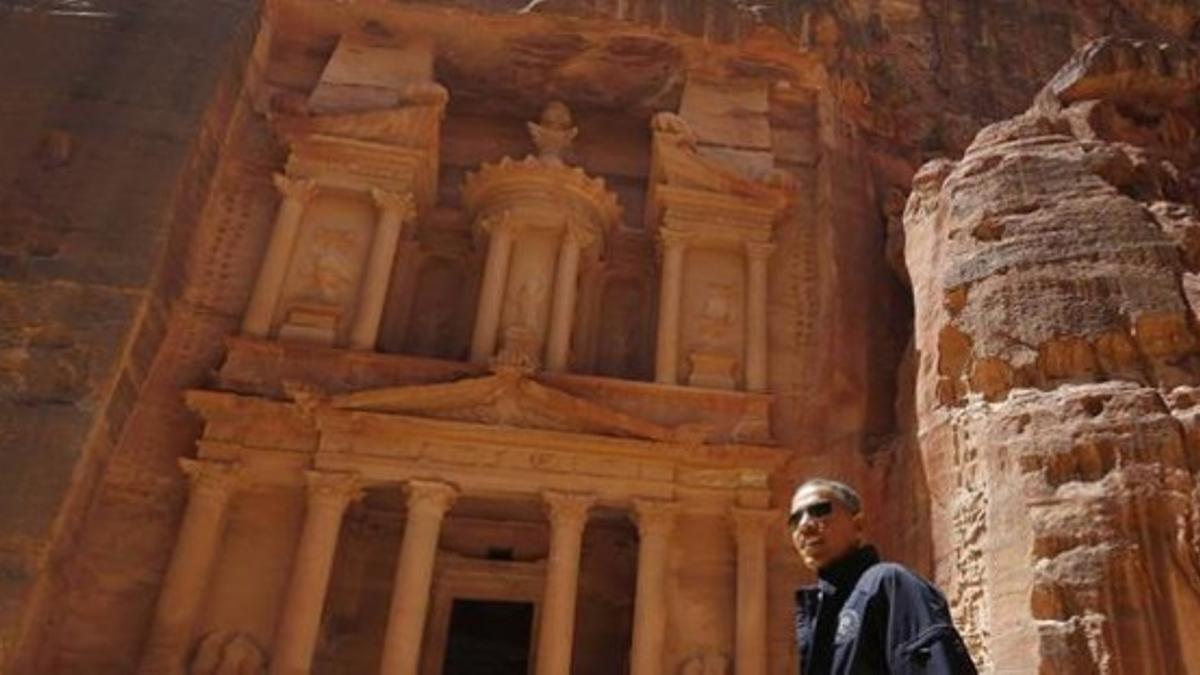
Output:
(528, 100), (578, 164)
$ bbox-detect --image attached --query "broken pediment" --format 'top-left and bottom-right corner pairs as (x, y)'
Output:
(644, 111), (788, 236)
(327, 370), (708, 444)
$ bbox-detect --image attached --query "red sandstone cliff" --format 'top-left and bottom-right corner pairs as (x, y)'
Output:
(904, 37), (1200, 672)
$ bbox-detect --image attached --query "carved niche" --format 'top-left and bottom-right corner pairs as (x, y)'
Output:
(241, 35), (444, 349)
(645, 110), (787, 392)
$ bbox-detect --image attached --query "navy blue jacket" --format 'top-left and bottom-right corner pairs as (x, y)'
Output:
(794, 546), (977, 674)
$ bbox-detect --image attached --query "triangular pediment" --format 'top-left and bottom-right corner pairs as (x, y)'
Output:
(329, 370), (703, 443)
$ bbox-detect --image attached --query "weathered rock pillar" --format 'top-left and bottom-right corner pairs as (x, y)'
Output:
(731, 508), (773, 675)
(379, 480), (457, 675)
(630, 498), (677, 675)
(242, 175), (318, 337)
(535, 491), (594, 675)
(139, 460), (244, 675)
(744, 242), (774, 392)
(349, 190), (414, 350)
(654, 230), (689, 385)
(903, 38), (1200, 673)
(470, 218), (516, 363)
(545, 230), (584, 372)
(269, 472), (362, 675)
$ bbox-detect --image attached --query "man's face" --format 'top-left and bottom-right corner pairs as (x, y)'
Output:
(789, 485), (863, 571)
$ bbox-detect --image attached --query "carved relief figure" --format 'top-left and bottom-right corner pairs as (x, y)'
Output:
(528, 100), (578, 164)
(511, 278), (548, 334)
(302, 226), (359, 304)
(189, 631), (266, 675)
(697, 282), (736, 347)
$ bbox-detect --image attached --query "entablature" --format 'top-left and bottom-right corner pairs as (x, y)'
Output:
(185, 385), (784, 508)
(213, 335), (774, 445)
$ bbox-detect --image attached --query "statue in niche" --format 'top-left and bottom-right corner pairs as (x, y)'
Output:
(679, 652), (730, 675)
(511, 277), (548, 335)
(528, 100), (578, 165)
(697, 282), (736, 346)
(189, 630), (266, 675)
(302, 226), (358, 304)
(688, 282), (739, 389)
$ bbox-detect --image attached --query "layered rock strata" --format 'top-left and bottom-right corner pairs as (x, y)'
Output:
(904, 38), (1200, 672)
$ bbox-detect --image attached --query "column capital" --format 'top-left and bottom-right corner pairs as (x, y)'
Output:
(563, 217), (597, 249)
(632, 498), (679, 537)
(272, 173), (319, 204)
(659, 227), (693, 250)
(405, 480), (458, 515)
(543, 491), (595, 531)
(306, 471), (364, 509)
(730, 507), (781, 545)
(371, 188), (417, 223)
(744, 241), (776, 260)
(178, 458), (245, 501)
(481, 211), (519, 238)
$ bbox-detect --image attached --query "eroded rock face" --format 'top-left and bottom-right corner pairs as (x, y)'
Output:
(904, 37), (1200, 672)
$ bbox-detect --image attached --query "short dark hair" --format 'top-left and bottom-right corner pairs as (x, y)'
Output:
(793, 478), (863, 515)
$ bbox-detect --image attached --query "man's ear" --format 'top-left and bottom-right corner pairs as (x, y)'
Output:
(851, 511), (866, 538)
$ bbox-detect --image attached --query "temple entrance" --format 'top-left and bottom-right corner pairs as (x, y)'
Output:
(441, 599), (535, 675)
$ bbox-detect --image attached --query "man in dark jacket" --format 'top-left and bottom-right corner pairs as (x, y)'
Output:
(790, 479), (977, 674)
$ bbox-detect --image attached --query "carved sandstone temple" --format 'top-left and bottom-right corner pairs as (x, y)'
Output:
(133, 8), (800, 674)
(6, 1), (1200, 674)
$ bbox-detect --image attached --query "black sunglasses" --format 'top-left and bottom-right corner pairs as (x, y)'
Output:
(788, 500), (834, 527)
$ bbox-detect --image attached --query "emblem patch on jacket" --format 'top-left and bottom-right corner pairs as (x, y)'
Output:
(835, 608), (861, 645)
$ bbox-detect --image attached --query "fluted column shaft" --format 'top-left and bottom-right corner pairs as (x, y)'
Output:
(379, 481), (458, 675)
(654, 230), (689, 385)
(536, 492), (595, 675)
(349, 190), (415, 350)
(470, 220), (517, 363)
(242, 175), (318, 337)
(732, 509), (775, 675)
(630, 499), (678, 675)
(545, 232), (584, 372)
(744, 242), (774, 392)
(269, 472), (363, 675)
(139, 460), (244, 675)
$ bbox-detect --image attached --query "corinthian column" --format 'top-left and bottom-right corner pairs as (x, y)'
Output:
(139, 460), (244, 675)
(349, 190), (416, 351)
(536, 492), (595, 675)
(242, 174), (319, 337)
(470, 217), (517, 363)
(744, 242), (774, 392)
(654, 229), (690, 385)
(731, 508), (776, 675)
(545, 227), (587, 372)
(630, 498), (678, 675)
(269, 472), (363, 675)
(379, 480), (458, 675)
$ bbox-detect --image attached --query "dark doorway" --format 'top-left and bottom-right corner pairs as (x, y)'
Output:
(441, 599), (535, 675)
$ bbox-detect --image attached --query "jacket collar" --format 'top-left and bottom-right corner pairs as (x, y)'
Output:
(816, 544), (880, 595)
